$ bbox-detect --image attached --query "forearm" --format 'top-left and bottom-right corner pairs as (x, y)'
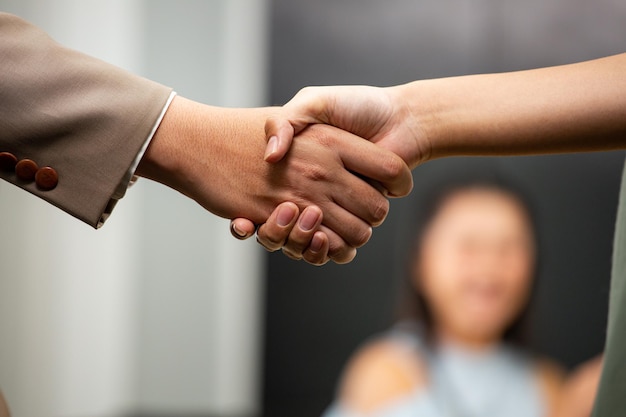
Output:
(136, 96), (276, 220)
(250, 53), (626, 264)
(139, 95), (404, 257)
(396, 53), (626, 163)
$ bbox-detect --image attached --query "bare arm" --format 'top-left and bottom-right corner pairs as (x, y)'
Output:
(403, 53), (626, 164)
(237, 53), (626, 262)
(137, 96), (412, 263)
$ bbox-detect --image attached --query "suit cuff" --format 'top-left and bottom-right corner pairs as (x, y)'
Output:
(97, 90), (177, 228)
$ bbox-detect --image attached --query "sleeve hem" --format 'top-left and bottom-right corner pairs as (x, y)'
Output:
(97, 90), (178, 228)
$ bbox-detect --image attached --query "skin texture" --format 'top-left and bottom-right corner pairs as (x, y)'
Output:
(265, 53), (626, 167)
(136, 96), (413, 263)
(331, 189), (563, 415)
(232, 53), (626, 263)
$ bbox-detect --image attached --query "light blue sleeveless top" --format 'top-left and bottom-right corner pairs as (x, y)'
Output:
(323, 323), (546, 417)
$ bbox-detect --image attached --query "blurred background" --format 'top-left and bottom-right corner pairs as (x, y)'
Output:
(0, 0), (625, 416)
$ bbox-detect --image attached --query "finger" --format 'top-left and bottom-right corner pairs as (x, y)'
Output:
(320, 199), (375, 248)
(264, 86), (334, 164)
(264, 117), (296, 163)
(330, 127), (414, 197)
(320, 225), (358, 264)
(364, 177), (411, 203)
(255, 202), (300, 251)
(256, 235), (276, 252)
(302, 231), (330, 266)
(265, 123), (386, 247)
(230, 218), (257, 240)
(288, 126), (390, 233)
(324, 166), (391, 230)
(280, 206), (324, 257)
(281, 220), (354, 265)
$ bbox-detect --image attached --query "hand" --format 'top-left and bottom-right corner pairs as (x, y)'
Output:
(232, 202), (332, 265)
(263, 85), (430, 171)
(233, 55), (626, 260)
(231, 85), (428, 263)
(137, 96), (412, 263)
(232, 202), (356, 265)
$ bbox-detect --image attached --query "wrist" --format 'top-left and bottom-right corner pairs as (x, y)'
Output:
(387, 82), (440, 168)
(137, 96), (279, 220)
(136, 95), (192, 193)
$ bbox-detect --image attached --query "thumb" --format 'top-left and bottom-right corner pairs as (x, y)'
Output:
(263, 87), (333, 163)
(230, 218), (257, 240)
(264, 116), (296, 163)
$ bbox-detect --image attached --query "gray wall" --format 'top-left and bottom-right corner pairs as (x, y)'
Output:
(0, 1), (268, 416)
(264, 1), (626, 416)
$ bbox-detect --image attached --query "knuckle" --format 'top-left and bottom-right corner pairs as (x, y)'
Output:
(326, 235), (355, 263)
(300, 124), (332, 147)
(370, 197), (390, 226)
(288, 231), (313, 250)
(303, 164), (330, 183)
(351, 225), (373, 248)
(256, 236), (279, 252)
(264, 237), (285, 250)
(257, 230), (285, 251)
(283, 232), (312, 257)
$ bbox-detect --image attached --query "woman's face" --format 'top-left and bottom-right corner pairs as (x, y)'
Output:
(416, 188), (535, 345)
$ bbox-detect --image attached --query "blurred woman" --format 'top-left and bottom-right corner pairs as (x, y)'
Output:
(323, 178), (564, 417)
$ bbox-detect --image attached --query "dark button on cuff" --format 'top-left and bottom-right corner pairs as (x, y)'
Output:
(35, 166), (59, 191)
(0, 152), (17, 171)
(15, 159), (39, 181)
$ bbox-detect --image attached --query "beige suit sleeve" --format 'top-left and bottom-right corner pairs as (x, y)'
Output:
(0, 13), (173, 227)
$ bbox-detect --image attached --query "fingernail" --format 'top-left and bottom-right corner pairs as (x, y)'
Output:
(299, 208), (320, 231)
(264, 136), (278, 160)
(310, 233), (324, 253)
(277, 204), (297, 227)
(231, 223), (247, 238)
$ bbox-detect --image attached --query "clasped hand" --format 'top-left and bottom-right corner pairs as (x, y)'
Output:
(230, 85), (428, 265)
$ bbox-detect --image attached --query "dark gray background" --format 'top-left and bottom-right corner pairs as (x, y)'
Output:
(262, 1), (626, 416)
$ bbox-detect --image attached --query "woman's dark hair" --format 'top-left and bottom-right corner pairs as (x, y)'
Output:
(396, 174), (540, 348)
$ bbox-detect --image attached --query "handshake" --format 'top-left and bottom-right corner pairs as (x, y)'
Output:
(136, 53), (626, 265)
(138, 85), (421, 266)
(231, 85), (423, 265)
